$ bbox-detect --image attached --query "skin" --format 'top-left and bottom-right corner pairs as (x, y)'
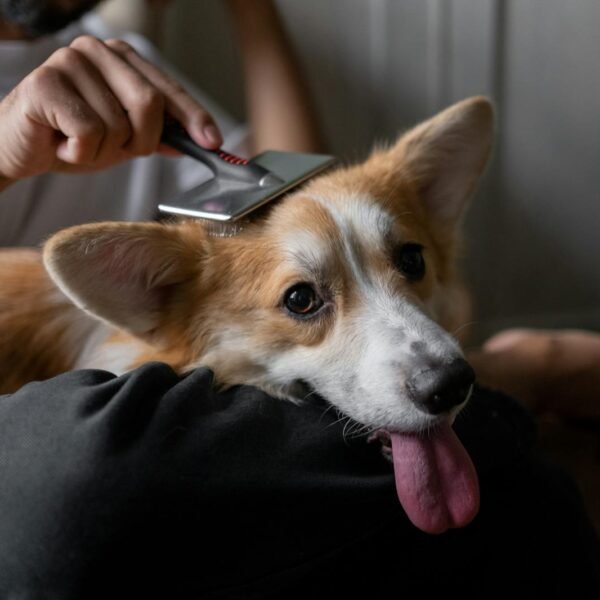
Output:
(225, 0), (323, 154)
(0, 32), (223, 192)
(468, 328), (600, 421)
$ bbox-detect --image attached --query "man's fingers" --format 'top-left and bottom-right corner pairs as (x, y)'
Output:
(68, 36), (165, 156)
(49, 45), (133, 164)
(21, 40), (143, 168)
(0, 35), (222, 180)
(104, 38), (223, 149)
(22, 64), (108, 166)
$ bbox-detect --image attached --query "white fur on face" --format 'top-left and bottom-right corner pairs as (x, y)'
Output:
(258, 193), (464, 432)
(278, 227), (334, 276)
(307, 192), (392, 282)
(313, 296), (461, 432)
(263, 288), (462, 432)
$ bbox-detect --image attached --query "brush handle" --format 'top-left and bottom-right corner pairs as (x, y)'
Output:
(161, 121), (282, 186)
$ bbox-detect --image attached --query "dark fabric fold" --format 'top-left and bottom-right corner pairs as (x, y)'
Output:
(0, 364), (597, 598)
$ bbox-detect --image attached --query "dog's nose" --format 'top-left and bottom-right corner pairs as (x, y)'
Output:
(407, 358), (475, 415)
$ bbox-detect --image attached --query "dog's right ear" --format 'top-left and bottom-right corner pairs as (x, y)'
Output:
(387, 96), (494, 228)
(43, 221), (206, 341)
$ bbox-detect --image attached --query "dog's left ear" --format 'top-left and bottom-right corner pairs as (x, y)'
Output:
(392, 96), (494, 226)
(43, 221), (205, 341)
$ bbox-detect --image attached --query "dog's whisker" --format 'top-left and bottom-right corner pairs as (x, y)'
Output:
(327, 416), (350, 434)
(341, 417), (355, 443)
(345, 419), (366, 435)
(341, 416), (374, 444)
(452, 320), (478, 338)
(324, 411), (351, 430)
(317, 402), (337, 424)
(344, 422), (374, 440)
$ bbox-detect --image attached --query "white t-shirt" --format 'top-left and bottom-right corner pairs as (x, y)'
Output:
(0, 13), (248, 247)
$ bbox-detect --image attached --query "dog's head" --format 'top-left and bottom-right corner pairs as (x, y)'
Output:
(45, 96), (493, 533)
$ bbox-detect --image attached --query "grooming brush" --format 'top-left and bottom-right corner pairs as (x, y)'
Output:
(160, 121), (336, 235)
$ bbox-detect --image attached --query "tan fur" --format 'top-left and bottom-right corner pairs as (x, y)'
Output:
(0, 97), (493, 397)
(0, 250), (94, 392)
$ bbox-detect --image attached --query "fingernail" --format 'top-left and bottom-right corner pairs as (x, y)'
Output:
(203, 124), (222, 147)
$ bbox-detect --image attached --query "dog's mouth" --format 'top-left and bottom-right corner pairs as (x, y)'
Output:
(369, 424), (479, 535)
(297, 380), (479, 535)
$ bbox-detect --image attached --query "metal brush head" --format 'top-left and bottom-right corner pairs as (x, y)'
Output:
(158, 150), (337, 225)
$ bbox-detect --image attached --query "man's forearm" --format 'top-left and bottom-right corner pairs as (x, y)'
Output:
(225, 0), (323, 154)
(469, 329), (600, 420)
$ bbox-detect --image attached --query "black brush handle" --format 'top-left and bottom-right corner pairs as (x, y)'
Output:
(160, 121), (281, 186)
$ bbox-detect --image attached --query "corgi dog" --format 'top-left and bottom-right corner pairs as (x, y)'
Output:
(0, 96), (493, 535)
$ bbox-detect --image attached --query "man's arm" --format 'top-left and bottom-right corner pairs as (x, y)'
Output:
(226, 0), (323, 154)
(468, 328), (600, 420)
(0, 35), (222, 189)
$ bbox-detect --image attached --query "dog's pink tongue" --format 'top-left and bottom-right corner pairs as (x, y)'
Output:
(391, 423), (479, 534)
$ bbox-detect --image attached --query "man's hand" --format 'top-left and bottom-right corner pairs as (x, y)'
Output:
(0, 36), (222, 185)
(468, 328), (600, 421)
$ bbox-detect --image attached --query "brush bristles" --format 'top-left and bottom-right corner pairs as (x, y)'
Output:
(203, 220), (245, 238)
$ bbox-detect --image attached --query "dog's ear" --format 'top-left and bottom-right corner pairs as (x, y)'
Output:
(391, 96), (494, 226)
(43, 221), (204, 341)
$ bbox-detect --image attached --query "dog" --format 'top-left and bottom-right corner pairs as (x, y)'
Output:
(0, 96), (493, 534)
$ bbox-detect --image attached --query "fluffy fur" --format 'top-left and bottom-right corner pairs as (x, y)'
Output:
(0, 97), (493, 436)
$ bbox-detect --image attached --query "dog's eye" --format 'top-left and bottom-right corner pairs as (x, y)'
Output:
(284, 284), (323, 316)
(394, 243), (426, 281)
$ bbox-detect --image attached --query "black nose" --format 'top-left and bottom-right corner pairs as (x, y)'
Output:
(407, 358), (475, 415)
